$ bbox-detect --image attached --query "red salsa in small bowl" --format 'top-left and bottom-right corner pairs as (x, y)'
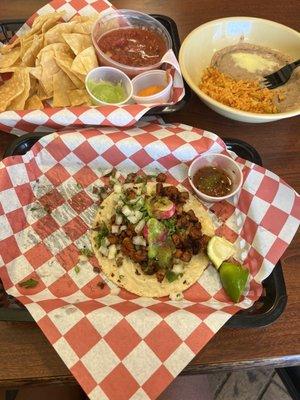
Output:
(97, 27), (167, 68)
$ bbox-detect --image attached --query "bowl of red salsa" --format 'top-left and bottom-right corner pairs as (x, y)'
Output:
(92, 9), (172, 77)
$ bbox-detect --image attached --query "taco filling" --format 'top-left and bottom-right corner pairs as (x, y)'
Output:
(91, 172), (215, 298)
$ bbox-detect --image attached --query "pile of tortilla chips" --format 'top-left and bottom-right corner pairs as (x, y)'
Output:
(0, 12), (99, 112)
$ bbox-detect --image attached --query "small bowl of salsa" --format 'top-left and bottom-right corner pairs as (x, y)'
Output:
(132, 70), (173, 105)
(92, 9), (172, 77)
(188, 153), (243, 202)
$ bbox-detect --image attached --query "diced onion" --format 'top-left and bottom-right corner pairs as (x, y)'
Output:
(120, 225), (127, 232)
(78, 254), (88, 262)
(111, 225), (119, 234)
(100, 246), (108, 256)
(114, 183), (122, 193)
(117, 200), (124, 207)
(115, 171), (121, 179)
(122, 205), (132, 216)
(133, 236), (146, 246)
(108, 244), (117, 259)
(134, 210), (143, 220)
(173, 264), (184, 274)
(115, 214), (123, 225)
(101, 237), (110, 247)
(128, 196), (139, 204)
(135, 219), (146, 233)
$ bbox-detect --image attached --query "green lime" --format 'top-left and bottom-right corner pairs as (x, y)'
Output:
(219, 262), (249, 303)
(207, 236), (236, 269)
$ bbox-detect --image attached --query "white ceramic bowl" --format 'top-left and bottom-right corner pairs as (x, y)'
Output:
(85, 66), (133, 106)
(188, 153), (243, 202)
(132, 70), (173, 105)
(179, 17), (300, 123)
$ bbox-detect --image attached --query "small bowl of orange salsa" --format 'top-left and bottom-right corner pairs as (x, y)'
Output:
(188, 153), (243, 202)
(131, 70), (173, 105)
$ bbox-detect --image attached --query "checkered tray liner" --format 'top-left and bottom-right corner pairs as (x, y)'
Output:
(0, 0), (185, 136)
(0, 122), (299, 400)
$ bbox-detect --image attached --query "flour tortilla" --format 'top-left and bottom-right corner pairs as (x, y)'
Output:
(91, 182), (215, 298)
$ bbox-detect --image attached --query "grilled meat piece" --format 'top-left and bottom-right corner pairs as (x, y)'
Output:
(156, 271), (165, 282)
(125, 172), (137, 183)
(179, 191), (189, 203)
(189, 226), (202, 240)
(156, 182), (163, 195)
(108, 234), (118, 244)
(132, 249), (148, 263)
(141, 260), (159, 275)
(181, 251), (192, 262)
(187, 209), (198, 222)
(199, 234), (210, 251)
(172, 233), (182, 247)
(174, 249), (183, 259)
(156, 173), (167, 182)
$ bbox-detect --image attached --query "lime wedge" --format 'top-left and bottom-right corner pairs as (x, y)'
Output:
(219, 262), (249, 303)
(207, 236), (236, 269)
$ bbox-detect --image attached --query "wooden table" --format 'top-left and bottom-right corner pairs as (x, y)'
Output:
(0, 0), (299, 389)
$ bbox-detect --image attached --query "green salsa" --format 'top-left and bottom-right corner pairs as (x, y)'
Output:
(87, 79), (127, 104)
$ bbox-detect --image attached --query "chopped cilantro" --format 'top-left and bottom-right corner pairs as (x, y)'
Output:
(30, 206), (39, 211)
(162, 217), (177, 235)
(76, 183), (83, 189)
(166, 270), (179, 283)
(74, 265), (80, 274)
(79, 248), (94, 258)
(135, 176), (145, 184)
(19, 278), (38, 288)
(95, 223), (109, 248)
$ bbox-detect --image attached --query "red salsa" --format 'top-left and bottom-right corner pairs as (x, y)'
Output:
(193, 167), (232, 197)
(97, 27), (167, 67)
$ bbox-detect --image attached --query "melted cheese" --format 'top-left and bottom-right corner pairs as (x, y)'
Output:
(231, 52), (278, 73)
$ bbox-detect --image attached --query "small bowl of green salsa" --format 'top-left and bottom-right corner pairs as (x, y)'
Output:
(85, 66), (133, 105)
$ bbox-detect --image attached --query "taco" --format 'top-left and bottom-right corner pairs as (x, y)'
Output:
(90, 173), (215, 298)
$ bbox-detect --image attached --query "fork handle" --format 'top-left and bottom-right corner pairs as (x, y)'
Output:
(292, 59), (300, 69)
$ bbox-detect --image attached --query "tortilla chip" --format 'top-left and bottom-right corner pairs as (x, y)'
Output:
(72, 20), (94, 35)
(37, 83), (50, 101)
(22, 35), (44, 66)
(44, 21), (76, 45)
(71, 46), (98, 75)
(8, 69), (31, 110)
(0, 38), (21, 54)
(0, 47), (20, 68)
(52, 69), (76, 107)
(0, 70), (25, 111)
(36, 43), (73, 96)
(62, 33), (92, 55)
(55, 57), (84, 89)
(68, 89), (92, 106)
(25, 94), (44, 110)
(70, 15), (98, 23)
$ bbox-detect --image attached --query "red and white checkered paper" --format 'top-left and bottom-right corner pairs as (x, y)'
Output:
(0, 122), (299, 400)
(0, 0), (185, 136)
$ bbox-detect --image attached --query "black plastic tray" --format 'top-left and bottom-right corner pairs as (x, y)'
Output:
(0, 134), (287, 327)
(0, 16), (191, 116)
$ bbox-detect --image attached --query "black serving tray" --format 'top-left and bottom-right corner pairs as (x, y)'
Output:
(0, 15), (191, 116)
(0, 134), (287, 328)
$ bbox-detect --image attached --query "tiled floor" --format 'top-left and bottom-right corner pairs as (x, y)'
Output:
(207, 369), (293, 400)
(0, 369), (293, 400)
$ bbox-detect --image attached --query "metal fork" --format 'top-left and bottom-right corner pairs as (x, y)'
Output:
(263, 59), (300, 89)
